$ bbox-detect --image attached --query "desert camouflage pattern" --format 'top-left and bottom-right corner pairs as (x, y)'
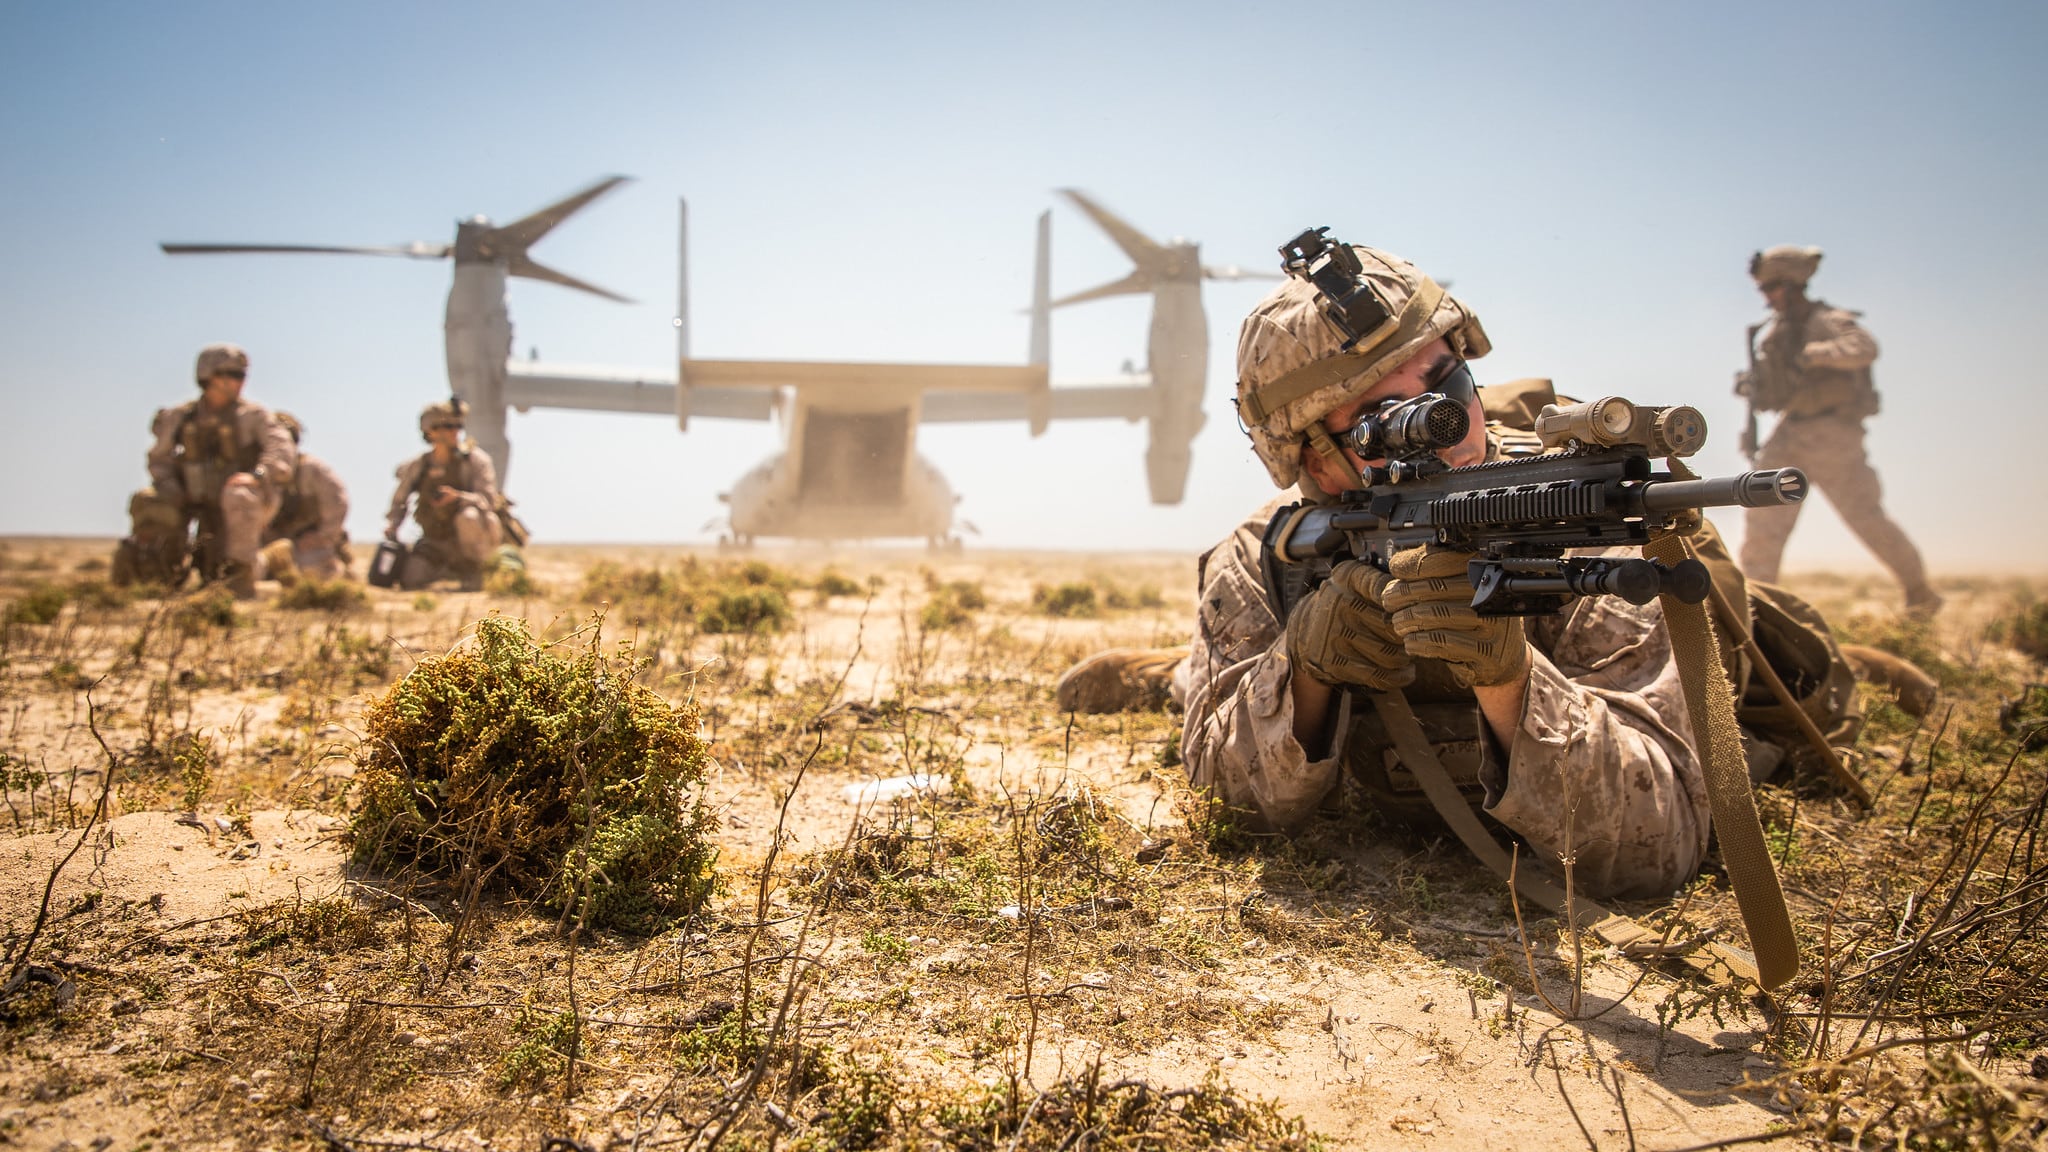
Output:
(265, 451), (350, 579)
(1749, 245), (1823, 286)
(387, 445), (504, 571)
(1180, 494), (1710, 900)
(193, 342), (250, 381)
(1235, 248), (1489, 490)
(138, 397), (294, 585)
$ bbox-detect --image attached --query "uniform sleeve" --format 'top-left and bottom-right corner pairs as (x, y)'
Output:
(246, 405), (298, 488)
(1179, 504), (1342, 831)
(387, 458), (420, 537)
(1485, 594), (1710, 900)
(146, 407), (184, 500)
(1801, 308), (1878, 371)
(304, 456), (349, 539)
(461, 447), (502, 513)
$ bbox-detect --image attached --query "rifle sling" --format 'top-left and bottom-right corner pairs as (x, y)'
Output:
(1365, 544), (1800, 991)
(1365, 691), (1761, 988)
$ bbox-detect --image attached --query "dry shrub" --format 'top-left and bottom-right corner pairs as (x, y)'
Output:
(1989, 598), (2048, 664)
(5, 582), (67, 625)
(277, 577), (368, 613)
(351, 615), (718, 933)
(582, 558), (792, 633)
(1032, 582), (1098, 618)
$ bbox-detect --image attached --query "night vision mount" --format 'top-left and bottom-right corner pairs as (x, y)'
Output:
(1279, 227), (1399, 353)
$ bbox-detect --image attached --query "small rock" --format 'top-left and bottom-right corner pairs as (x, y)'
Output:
(419, 1106), (440, 1123)
(1136, 838), (1170, 863)
(246, 1090), (268, 1104)
(171, 844), (184, 852)
(92, 1138), (115, 1152)
(690, 932), (708, 945)
(394, 1031), (419, 1047)
(332, 1114), (350, 1125)
(250, 1068), (277, 1084)
(110, 998), (140, 1016)
(227, 1076), (250, 1090)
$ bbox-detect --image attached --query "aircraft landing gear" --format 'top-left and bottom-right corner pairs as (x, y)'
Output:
(926, 535), (964, 554)
(718, 533), (756, 551)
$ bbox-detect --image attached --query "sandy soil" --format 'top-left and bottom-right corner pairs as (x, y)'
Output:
(1, 536), (2032, 1151)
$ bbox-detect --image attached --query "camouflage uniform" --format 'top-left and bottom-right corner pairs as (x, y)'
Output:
(1739, 247), (1935, 608)
(385, 445), (503, 586)
(131, 349), (296, 591)
(1196, 240), (1717, 902)
(265, 451), (350, 579)
(1183, 479), (1712, 902)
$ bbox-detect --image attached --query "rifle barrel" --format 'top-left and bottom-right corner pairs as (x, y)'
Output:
(1639, 468), (1806, 514)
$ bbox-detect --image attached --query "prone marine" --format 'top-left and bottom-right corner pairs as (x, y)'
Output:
(1181, 234), (1860, 911)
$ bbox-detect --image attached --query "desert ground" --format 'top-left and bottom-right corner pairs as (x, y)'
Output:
(1, 536), (2042, 1151)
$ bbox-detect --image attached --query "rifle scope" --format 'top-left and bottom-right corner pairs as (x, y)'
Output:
(1345, 392), (1470, 462)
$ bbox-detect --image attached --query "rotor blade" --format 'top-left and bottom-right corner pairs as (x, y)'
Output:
(1057, 189), (1164, 267)
(1202, 264), (1284, 282)
(492, 175), (633, 254)
(160, 242), (451, 259)
(508, 253), (634, 303)
(1049, 270), (1152, 309)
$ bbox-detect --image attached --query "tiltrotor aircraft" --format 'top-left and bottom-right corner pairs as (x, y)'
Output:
(160, 179), (1273, 547)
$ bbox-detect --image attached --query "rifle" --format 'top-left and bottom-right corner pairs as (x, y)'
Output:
(1738, 321), (1767, 464)
(1264, 393), (1806, 617)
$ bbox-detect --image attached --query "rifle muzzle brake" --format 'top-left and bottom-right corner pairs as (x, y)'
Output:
(1638, 467), (1807, 514)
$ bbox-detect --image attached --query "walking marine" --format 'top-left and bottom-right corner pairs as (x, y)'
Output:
(114, 343), (295, 598)
(1736, 245), (1938, 613)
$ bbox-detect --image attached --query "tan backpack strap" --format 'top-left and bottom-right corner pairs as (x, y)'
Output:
(1371, 690), (1764, 987)
(1239, 278), (1447, 426)
(1644, 533), (1799, 990)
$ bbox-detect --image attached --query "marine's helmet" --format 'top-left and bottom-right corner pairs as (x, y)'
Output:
(194, 343), (249, 385)
(1235, 243), (1489, 489)
(418, 397), (467, 440)
(1749, 245), (1823, 287)
(274, 411), (303, 444)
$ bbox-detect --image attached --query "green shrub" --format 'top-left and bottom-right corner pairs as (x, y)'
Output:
(278, 577), (368, 613)
(5, 582), (68, 625)
(920, 580), (985, 630)
(1989, 600), (2048, 663)
(351, 615), (718, 933)
(1033, 582), (1099, 618)
(815, 568), (864, 598)
(700, 587), (791, 634)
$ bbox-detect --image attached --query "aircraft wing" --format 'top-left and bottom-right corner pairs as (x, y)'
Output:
(680, 359), (1045, 399)
(922, 378), (1156, 423)
(505, 361), (774, 420)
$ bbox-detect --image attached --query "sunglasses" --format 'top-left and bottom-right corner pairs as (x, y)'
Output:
(430, 422), (464, 432)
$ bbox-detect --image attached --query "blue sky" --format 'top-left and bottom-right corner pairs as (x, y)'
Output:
(3, 2), (2043, 570)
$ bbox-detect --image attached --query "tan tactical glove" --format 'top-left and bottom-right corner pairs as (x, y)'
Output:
(1382, 546), (1532, 688)
(1285, 560), (1415, 689)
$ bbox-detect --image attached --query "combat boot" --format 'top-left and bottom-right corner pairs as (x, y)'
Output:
(1904, 585), (1945, 619)
(261, 539), (300, 588)
(1055, 647), (1189, 714)
(223, 561), (258, 601)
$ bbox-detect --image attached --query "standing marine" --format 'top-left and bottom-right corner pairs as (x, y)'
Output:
(114, 343), (296, 598)
(259, 412), (351, 582)
(383, 399), (506, 591)
(1736, 246), (1938, 613)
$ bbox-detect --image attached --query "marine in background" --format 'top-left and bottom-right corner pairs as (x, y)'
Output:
(114, 343), (295, 598)
(1736, 246), (1939, 614)
(383, 399), (508, 592)
(258, 412), (351, 583)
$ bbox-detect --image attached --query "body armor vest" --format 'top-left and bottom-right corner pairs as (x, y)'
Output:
(176, 404), (259, 507)
(1757, 301), (1879, 421)
(412, 449), (475, 541)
